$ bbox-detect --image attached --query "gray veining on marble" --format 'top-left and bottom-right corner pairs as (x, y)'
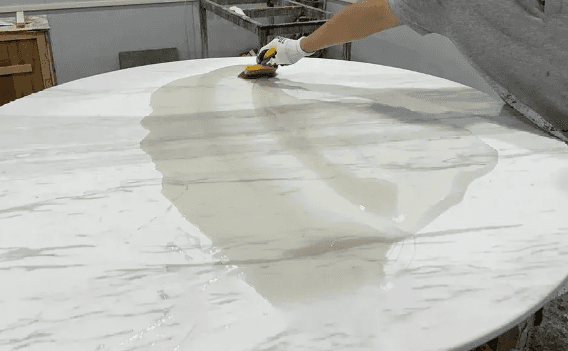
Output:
(1, 57), (568, 351)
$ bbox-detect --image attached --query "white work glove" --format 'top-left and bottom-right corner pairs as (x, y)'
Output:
(256, 36), (316, 67)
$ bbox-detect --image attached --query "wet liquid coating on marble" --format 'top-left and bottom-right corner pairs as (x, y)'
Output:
(141, 64), (498, 305)
(6, 57), (568, 351)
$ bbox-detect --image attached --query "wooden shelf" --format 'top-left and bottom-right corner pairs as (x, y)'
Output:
(0, 14), (57, 106)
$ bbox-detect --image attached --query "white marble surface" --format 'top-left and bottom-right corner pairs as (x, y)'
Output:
(1, 57), (568, 351)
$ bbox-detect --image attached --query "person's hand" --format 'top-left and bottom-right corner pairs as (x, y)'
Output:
(256, 36), (316, 67)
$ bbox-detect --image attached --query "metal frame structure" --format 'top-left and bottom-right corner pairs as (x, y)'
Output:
(198, 0), (352, 60)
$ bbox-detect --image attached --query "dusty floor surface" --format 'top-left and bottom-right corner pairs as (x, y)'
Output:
(469, 293), (568, 351)
(528, 293), (568, 351)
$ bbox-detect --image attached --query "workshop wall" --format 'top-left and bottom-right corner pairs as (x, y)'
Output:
(0, 0), (500, 100)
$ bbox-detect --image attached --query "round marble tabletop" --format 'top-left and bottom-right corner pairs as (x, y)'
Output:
(1, 57), (568, 351)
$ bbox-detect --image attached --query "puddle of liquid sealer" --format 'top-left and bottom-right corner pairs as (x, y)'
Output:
(140, 65), (498, 306)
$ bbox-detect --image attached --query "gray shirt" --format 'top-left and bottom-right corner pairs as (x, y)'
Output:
(388, 0), (568, 144)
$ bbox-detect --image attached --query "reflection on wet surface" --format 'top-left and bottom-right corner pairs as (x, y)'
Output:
(141, 64), (498, 305)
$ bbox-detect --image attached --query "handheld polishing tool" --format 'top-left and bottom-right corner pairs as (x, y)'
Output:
(238, 47), (278, 79)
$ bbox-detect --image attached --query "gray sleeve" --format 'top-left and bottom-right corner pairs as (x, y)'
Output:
(387, 0), (449, 36)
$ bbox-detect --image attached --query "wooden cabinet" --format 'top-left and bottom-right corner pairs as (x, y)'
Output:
(0, 15), (56, 106)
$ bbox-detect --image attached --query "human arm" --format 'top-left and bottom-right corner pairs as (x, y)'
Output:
(300, 0), (403, 53)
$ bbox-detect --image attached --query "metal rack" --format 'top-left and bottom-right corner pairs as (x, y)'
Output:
(198, 0), (352, 60)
